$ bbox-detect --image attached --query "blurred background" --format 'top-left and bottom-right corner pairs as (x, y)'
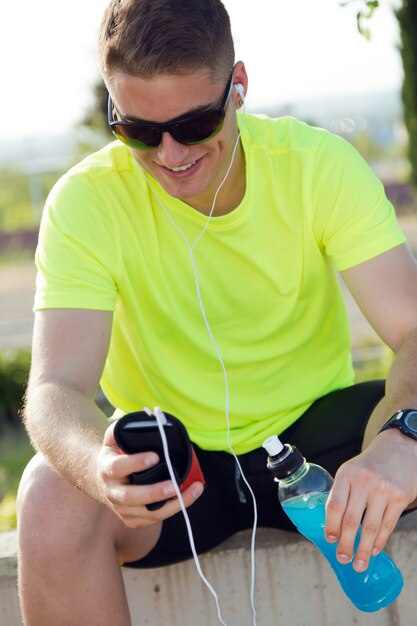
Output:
(0, 0), (416, 530)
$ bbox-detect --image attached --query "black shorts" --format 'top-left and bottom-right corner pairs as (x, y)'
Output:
(123, 380), (385, 569)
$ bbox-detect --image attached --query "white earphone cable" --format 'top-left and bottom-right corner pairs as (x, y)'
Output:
(139, 99), (258, 625)
(150, 406), (228, 626)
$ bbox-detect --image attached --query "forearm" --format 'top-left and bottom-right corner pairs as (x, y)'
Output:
(363, 325), (417, 447)
(24, 380), (109, 503)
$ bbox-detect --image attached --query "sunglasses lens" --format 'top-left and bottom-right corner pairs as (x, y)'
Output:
(112, 124), (161, 150)
(172, 111), (225, 145)
(111, 108), (225, 149)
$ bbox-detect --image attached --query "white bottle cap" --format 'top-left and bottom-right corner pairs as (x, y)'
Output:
(262, 435), (284, 457)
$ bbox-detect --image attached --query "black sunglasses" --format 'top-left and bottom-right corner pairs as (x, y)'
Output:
(108, 70), (233, 150)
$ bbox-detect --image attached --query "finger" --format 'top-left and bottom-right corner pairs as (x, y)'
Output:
(324, 475), (350, 544)
(108, 477), (204, 511)
(106, 478), (175, 507)
(111, 481), (205, 528)
(152, 481), (205, 518)
(103, 420), (120, 450)
(351, 496), (388, 572)
(334, 485), (371, 566)
(350, 481), (408, 570)
(370, 501), (404, 558)
(111, 480), (175, 507)
(105, 450), (160, 482)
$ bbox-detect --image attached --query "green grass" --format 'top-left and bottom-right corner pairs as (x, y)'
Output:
(0, 429), (34, 531)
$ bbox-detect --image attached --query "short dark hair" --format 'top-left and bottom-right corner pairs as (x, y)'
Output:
(98, 0), (235, 85)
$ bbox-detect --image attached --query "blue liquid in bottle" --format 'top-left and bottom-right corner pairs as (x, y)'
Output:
(263, 436), (403, 613)
(282, 492), (403, 613)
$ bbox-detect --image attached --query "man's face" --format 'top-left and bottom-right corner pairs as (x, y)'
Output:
(109, 67), (245, 214)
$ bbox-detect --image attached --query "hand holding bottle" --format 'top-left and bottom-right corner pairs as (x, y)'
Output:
(263, 435), (403, 612)
(324, 428), (417, 573)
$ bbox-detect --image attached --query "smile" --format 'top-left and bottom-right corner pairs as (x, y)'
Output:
(170, 161), (197, 172)
(157, 157), (204, 179)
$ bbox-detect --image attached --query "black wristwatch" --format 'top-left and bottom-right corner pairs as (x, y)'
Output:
(379, 409), (417, 441)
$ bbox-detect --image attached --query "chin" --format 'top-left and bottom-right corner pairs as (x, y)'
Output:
(160, 176), (210, 202)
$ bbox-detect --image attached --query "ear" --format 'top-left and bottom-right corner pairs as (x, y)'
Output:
(232, 61), (248, 108)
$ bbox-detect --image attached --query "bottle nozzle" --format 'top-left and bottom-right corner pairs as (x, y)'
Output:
(262, 435), (284, 457)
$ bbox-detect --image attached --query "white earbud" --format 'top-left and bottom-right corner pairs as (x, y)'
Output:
(234, 83), (245, 101)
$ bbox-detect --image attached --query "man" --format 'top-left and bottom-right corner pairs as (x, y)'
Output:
(17, 0), (417, 624)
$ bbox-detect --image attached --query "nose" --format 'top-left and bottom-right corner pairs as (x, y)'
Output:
(157, 132), (191, 169)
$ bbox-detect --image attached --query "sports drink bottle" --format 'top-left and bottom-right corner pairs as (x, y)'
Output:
(262, 435), (403, 612)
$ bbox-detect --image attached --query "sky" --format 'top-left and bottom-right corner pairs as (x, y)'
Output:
(0, 0), (402, 141)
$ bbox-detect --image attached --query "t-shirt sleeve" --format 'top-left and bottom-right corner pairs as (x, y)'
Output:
(34, 171), (120, 312)
(310, 131), (405, 271)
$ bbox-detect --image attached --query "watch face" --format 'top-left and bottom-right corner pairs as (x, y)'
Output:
(404, 410), (417, 433)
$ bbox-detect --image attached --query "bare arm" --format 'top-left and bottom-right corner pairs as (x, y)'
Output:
(24, 308), (204, 525)
(340, 243), (417, 436)
(324, 244), (417, 571)
(24, 309), (114, 501)
(341, 243), (417, 353)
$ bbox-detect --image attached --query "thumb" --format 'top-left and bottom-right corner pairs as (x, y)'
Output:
(103, 419), (120, 451)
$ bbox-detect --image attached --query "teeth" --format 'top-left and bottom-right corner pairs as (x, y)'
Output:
(171, 161), (196, 172)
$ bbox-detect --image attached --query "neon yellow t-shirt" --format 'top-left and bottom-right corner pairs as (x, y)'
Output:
(34, 115), (405, 453)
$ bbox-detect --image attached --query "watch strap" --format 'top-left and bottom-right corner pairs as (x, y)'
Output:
(379, 409), (417, 441)
(379, 410), (403, 433)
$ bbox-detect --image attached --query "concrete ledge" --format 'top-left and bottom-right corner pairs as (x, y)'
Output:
(0, 531), (21, 626)
(2, 513), (417, 626)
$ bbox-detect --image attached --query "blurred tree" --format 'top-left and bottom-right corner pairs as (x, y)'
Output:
(78, 79), (113, 156)
(82, 79), (112, 136)
(0, 168), (31, 231)
(340, 0), (379, 39)
(0, 167), (63, 232)
(396, 0), (417, 186)
(0, 349), (31, 431)
(343, 0), (417, 186)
